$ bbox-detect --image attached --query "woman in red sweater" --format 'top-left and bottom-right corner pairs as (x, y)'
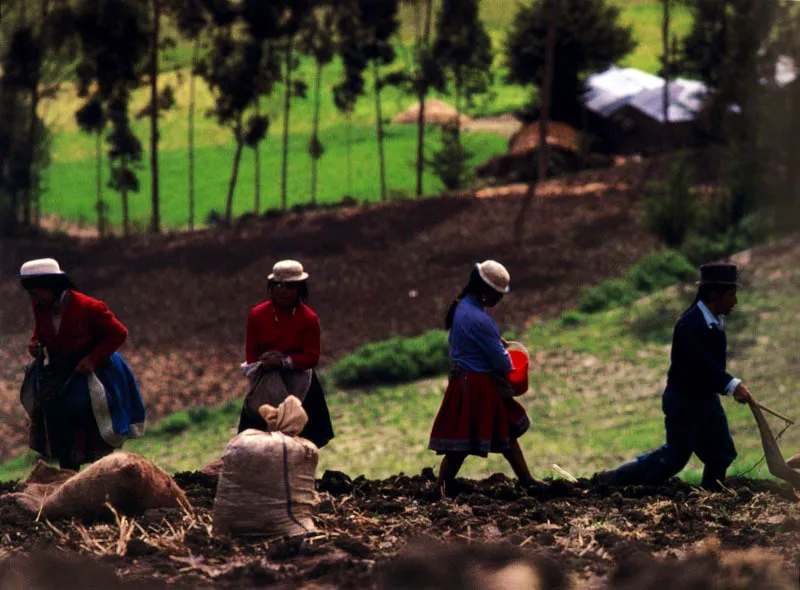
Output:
(20, 258), (145, 470)
(237, 260), (334, 447)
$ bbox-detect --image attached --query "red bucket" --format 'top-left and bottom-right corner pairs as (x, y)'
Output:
(506, 341), (530, 396)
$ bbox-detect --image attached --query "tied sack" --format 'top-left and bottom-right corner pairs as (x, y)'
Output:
(242, 363), (312, 421)
(6, 452), (187, 520)
(212, 395), (319, 537)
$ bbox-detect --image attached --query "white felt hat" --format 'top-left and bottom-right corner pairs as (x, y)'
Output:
(19, 258), (66, 278)
(476, 260), (510, 294)
(268, 260), (309, 282)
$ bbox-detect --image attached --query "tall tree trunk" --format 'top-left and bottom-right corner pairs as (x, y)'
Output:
(121, 156), (130, 237)
(95, 131), (103, 236)
(538, 0), (557, 182)
(226, 130), (245, 225)
(662, 0), (670, 151)
(310, 62), (323, 205)
(346, 112), (353, 196)
(149, 0), (161, 234)
(454, 80), (461, 140)
(28, 0), (50, 228)
(280, 38), (293, 211)
(254, 97), (261, 213)
(373, 61), (387, 202)
(188, 35), (199, 230)
(415, 0), (434, 198)
(23, 85), (39, 226)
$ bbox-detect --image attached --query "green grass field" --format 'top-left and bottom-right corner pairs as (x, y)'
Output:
(44, 126), (508, 229)
(3, 258), (796, 483)
(38, 0), (692, 230)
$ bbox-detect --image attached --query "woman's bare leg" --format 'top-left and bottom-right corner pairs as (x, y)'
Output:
(437, 452), (467, 492)
(502, 439), (536, 485)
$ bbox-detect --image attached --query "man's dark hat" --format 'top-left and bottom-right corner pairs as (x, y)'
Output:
(696, 263), (740, 287)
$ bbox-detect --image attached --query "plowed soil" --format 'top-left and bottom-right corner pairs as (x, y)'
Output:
(0, 471), (798, 588)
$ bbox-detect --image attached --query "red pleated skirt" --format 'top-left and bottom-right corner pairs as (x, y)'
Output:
(428, 370), (530, 457)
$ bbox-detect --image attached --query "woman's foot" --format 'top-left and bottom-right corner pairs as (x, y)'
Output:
(517, 476), (545, 492)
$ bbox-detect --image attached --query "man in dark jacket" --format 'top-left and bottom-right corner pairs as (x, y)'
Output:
(595, 263), (753, 490)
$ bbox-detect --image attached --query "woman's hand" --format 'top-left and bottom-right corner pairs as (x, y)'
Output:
(259, 351), (285, 368)
(75, 357), (95, 375)
(500, 337), (509, 349)
(28, 342), (42, 358)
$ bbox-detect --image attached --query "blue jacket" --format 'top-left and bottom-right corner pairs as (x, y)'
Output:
(449, 296), (513, 373)
(666, 304), (733, 398)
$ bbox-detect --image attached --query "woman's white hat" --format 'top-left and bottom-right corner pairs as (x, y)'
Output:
(476, 260), (510, 294)
(19, 258), (66, 278)
(268, 259), (309, 282)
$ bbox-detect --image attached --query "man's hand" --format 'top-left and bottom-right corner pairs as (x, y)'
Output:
(733, 382), (753, 405)
(28, 343), (42, 358)
(75, 357), (95, 375)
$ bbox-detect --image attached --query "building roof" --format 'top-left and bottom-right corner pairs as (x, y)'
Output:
(625, 78), (708, 123)
(775, 55), (797, 87)
(583, 66), (663, 118)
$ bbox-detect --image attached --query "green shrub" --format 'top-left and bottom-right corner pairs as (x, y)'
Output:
(628, 249), (695, 292)
(158, 411), (191, 435)
(680, 231), (747, 266)
(188, 406), (213, 424)
(643, 156), (698, 247)
(427, 121), (474, 191)
(559, 310), (587, 326)
(578, 278), (637, 313)
(330, 330), (450, 388)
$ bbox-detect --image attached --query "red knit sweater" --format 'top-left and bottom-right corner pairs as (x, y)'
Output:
(30, 290), (128, 367)
(245, 301), (321, 370)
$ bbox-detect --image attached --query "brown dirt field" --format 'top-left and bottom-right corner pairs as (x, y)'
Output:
(0, 158), (670, 460)
(0, 471), (798, 588)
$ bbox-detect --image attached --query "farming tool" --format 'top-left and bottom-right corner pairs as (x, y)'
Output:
(748, 398), (800, 488)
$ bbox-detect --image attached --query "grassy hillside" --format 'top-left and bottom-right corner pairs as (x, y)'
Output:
(37, 1), (692, 229)
(3, 239), (796, 482)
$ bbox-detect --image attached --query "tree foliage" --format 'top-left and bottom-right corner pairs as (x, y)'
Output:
(505, 0), (635, 123)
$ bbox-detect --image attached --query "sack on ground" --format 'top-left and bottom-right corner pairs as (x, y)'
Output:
(213, 395), (319, 538)
(7, 452), (187, 520)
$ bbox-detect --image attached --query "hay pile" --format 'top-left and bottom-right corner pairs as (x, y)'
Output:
(392, 99), (472, 126)
(509, 121), (581, 154)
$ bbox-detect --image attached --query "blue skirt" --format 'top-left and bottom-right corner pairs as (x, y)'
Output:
(22, 353), (146, 465)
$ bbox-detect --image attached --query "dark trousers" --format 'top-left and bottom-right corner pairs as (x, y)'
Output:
(631, 388), (737, 484)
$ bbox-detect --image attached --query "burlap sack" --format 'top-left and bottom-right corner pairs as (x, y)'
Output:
(213, 396), (319, 537)
(8, 452), (187, 519)
(244, 368), (312, 419)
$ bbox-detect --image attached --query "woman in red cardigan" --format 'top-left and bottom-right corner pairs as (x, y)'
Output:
(237, 260), (334, 447)
(20, 258), (145, 470)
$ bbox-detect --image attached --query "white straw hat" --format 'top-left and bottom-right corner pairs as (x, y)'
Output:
(19, 258), (66, 278)
(476, 260), (510, 294)
(268, 260), (309, 282)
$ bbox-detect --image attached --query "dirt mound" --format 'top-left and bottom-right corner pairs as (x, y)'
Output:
(392, 99), (472, 126)
(608, 540), (796, 590)
(509, 121), (582, 154)
(0, 472), (797, 588)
